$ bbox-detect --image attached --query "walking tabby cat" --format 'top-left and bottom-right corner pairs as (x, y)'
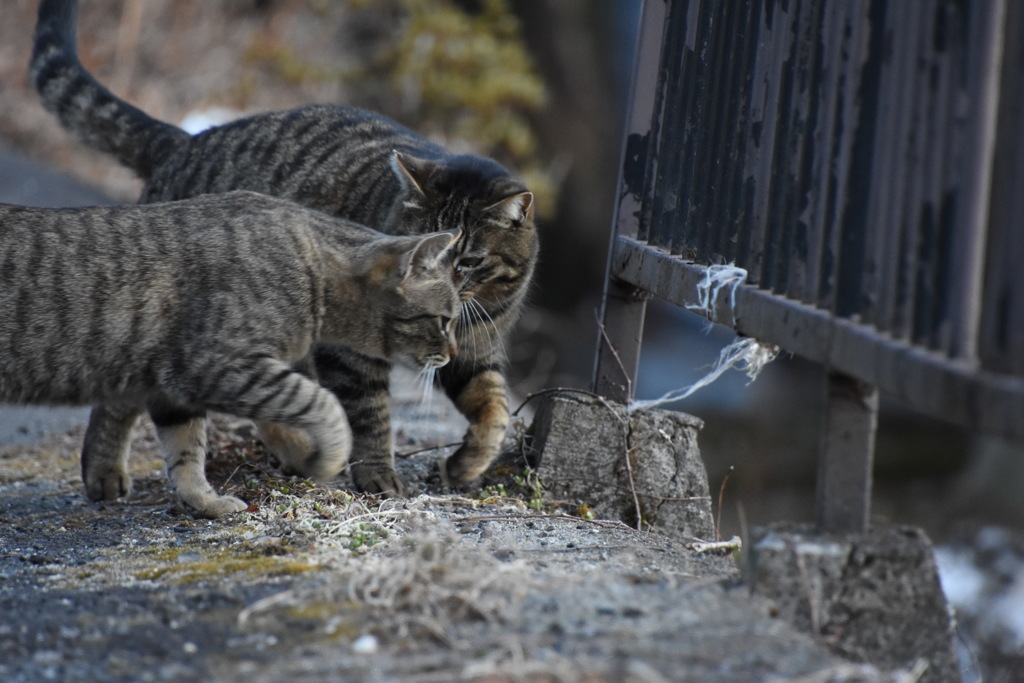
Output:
(0, 191), (459, 517)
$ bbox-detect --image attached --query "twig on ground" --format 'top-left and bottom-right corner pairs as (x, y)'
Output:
(511, 386), (604, 417)
(715, 466), (734, 542)
(595, 307), (634, 399)
(456, 512), (633, 531)
(397, 442), (462, 459)
(237, 588), (298, 627)
(623, 441), (643, 531)
(686, 536), (742, 554)
(786, 534), (821, 637)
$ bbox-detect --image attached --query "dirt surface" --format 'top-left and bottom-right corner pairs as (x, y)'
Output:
(0, 368), (911, 682)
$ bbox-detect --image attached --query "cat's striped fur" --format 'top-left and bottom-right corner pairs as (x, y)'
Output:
(0, 191), (459, 517)
(31, 0), (539, 495)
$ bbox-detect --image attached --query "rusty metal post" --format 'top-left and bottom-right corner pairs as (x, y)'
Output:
(592, 0), (667, 402)
(594, 282), (648, 402)
(815, 371), (879, 533)
(948, 0), (1005, 360)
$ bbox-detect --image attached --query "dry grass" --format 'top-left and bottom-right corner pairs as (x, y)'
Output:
(237, 518), (535, 646)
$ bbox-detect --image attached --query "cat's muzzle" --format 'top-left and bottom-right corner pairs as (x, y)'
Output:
(425, 353), (451, 369)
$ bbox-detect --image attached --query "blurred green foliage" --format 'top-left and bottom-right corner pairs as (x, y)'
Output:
(383, 0), (555, 216)
(245, 0), (556, 216)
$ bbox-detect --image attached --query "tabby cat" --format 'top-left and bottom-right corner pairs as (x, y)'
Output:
(31, 0), (539, 496)
(0, 191), (459, 517)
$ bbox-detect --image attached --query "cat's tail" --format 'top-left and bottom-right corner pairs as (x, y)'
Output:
(30, 0), (189, 181)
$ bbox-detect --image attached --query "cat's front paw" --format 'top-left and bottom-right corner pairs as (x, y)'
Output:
(188, 494), (249, 519)
(443, 443), (495, 485)
(351, 466), (407, 498)
(83, 468), (131, 502)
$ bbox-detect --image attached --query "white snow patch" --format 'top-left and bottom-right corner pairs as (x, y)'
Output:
(934, 546), (985, 609)
(180, 107), (241, 134)
(351, 633), (379, 654)
(991, 575), (1024, 646)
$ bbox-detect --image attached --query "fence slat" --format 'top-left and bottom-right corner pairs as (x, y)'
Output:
(739, 1), (794, 286)
(710, 0), (760, 266)
(981, 0), (1024, 376)
(685, 0), (734, 261)
(943, 0), (1005, 359)
(647, 0), (696, 251)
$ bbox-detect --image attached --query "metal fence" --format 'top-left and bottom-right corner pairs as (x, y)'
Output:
(594, 0), (1024, 532)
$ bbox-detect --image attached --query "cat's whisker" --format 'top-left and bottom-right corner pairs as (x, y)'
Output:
(470, 301), (497, 363)
(470, 299), (487, 341)
(459, 300), (484, 365)
(456, 305), (466, 333)
(466, 297), (507, 363)
(469, 300), (494, 363)
(478, 297), (508, 352)
(416, 364), (436, 408)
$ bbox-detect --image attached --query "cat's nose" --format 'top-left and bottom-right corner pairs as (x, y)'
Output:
(448, 331), (458, 357)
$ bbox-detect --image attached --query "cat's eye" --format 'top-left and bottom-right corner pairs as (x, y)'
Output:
(454, 257), (483, 275)
(440, 315), (453, 331)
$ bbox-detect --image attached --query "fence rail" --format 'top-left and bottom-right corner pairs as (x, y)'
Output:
(594, 0), (1024, 533)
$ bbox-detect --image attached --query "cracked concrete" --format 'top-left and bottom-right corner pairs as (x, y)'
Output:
(530, 390), (715, 540)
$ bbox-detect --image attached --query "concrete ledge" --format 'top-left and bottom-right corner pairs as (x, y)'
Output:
(747, 523), (960, 682)
(529, 391), (714, 541)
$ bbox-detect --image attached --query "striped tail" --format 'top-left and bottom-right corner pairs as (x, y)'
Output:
(30, 0), (189, 180)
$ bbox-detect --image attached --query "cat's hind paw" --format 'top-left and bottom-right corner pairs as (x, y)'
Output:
(258, 422), (315, 468)
(84, 469), (132, 502)
(188, 494), (249, 519)
(258, 422), (348, 481)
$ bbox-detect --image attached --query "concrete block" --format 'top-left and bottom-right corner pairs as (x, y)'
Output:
(747, 523), (959, 682)
(529, 391), (714, 541)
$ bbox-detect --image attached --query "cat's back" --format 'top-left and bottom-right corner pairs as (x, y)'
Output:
(146, 104), (445, 223)
(0, 200), (182, 404)
(0, 191), (369, 335)
(0, 201), (141, 276)
(0, 192), (339, 405)
(0, 192), (299, 263)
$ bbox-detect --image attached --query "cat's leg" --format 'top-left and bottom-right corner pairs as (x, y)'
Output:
(439, 358), (510, 484)
(148, 400), (248, 518)
(200, 353), (352, 482)
(81, 404), (141, 501)
(312, 345), (404, 496)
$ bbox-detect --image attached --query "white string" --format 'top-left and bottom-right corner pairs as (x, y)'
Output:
(628, 337), (779, 412)
(685, 263), (748, 323)
(628, 262), (778, 413)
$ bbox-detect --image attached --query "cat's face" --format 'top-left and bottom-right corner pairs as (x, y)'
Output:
(389, 153), (539, 316)
(383, 231), (461, 370)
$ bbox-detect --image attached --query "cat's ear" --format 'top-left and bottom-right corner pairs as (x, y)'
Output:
(399, 230), (460, 279)
(390, 151), (434, 197)
(485, 191), (534, 227)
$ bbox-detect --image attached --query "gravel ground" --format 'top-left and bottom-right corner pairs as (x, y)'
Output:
(0, 368), (910, 682)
